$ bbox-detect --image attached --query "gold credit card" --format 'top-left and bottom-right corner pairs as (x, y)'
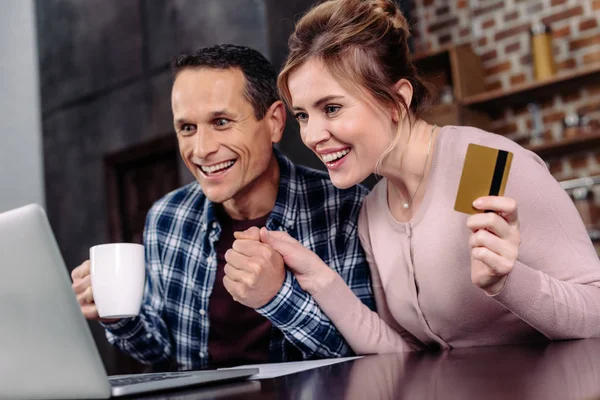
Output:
(454, 143), (513, 214)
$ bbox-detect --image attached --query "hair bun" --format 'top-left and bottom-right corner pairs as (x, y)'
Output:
(370, 0), (409, 33)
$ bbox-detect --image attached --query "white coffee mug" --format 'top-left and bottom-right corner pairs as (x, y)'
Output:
(90, 243), (145, 319)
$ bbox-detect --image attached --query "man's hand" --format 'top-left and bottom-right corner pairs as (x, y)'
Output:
(222, 228), (286, 309)
(71, 260), (119, 323)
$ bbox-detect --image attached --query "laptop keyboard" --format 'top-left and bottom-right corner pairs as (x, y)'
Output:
(110, 372), (193, 386)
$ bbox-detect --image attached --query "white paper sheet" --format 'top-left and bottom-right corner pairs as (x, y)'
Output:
(219, 356), (362, 380)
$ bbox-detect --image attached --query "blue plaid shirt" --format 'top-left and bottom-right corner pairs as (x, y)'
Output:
(103, 150), (374, 370)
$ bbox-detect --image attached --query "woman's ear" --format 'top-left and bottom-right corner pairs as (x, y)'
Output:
(391, 79), (414, 123)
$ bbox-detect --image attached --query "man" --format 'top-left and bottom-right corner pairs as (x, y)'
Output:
(71, 44), (373, 371)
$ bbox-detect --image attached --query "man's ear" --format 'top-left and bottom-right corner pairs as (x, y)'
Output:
(391, 79), (414, 123)
(265, 100), (286, 144)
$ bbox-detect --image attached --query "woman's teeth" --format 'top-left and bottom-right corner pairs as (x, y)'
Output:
(200, 160), (235, 174)
(321, 149), (350, 163)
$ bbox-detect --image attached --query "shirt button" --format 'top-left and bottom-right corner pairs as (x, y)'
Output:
(146, 333), (152, 339)
(212, 222), (218, 229)
(199, 309), (206, 316)
(199, 351), (205, 357)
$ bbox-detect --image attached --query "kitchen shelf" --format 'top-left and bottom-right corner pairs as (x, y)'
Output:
(525, 130), (600, 159)
(463, 63), (600, 112)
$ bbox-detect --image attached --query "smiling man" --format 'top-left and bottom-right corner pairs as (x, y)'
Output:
(71, 44), (374, 370)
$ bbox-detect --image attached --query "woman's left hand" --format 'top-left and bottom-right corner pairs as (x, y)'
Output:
(467, 196), (521, 295)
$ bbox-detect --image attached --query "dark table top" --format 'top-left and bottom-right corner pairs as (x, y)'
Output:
(133, 338), (600, 400)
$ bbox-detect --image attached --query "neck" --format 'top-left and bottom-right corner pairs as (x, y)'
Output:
(222, 154), (280, 220)
(380, 119), (438, 210)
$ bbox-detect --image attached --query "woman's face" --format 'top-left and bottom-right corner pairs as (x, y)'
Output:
(287, 58), (396, 189)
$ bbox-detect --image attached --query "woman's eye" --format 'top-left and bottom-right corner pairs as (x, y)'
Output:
(325, 105), (341, 115)
(294, 112), (308, 122)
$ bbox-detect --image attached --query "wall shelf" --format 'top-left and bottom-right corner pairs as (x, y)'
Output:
(463, 63), (600, 112)
(525, 130), (600, 159)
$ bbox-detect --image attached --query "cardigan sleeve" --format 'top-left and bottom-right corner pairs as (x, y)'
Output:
(489, 149), (600, 339)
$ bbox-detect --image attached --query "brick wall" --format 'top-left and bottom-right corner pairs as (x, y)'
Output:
(410, 0), (600, 183)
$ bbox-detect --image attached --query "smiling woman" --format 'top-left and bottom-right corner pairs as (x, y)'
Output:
(259, 0), (600, 356)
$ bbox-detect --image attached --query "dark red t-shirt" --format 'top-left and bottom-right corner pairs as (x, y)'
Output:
(207, 207), (272, 367)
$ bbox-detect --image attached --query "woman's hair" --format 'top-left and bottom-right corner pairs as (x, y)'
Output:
(277, 0), (432, 173)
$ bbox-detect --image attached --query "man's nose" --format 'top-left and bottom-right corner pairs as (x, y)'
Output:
(193, 131), (219, 159)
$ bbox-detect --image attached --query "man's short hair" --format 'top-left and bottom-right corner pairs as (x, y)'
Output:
(172, 44), (279, 120)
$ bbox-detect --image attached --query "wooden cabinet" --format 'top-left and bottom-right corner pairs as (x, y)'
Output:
(413, 43), (490, 130)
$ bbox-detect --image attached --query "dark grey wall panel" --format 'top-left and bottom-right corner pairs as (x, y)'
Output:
(43, 81), (157, 269)
(145, 0), (269, 69)
(36, 0), (143, 112)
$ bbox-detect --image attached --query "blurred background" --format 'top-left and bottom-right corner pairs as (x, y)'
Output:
(1, 0), (599, 374)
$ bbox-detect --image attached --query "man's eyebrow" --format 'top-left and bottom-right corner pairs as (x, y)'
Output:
(292, 95), (344, 111)
(174, 110), (236, 124)
(209, 110), (235, 118)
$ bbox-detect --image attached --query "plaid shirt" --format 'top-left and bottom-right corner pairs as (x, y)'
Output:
(103, 150), (374, 370)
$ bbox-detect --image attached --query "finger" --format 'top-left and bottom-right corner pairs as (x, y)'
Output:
(71, 260), (91, 280)
(472, 196), (518, 224)
(223, 262), (252, 284)
(469, 229), (513, 258)
(72, 274), (92, 294)
(471, 247), (514, 276)
(260, 228), (299, 245)
(223, 276), (242, 302)
(81, 304), (100, 319)
(224, 249), (253, 270)
(259, 229), (304, 258)
(466, 212), (510, 238)
(76, 286), (94, 305)
(233, 226), (261, 241)
(231, 239), (268, 257)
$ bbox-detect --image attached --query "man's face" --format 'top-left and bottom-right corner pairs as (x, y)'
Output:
(172, 68), (278, 204)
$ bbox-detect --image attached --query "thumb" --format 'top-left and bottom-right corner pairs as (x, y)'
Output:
(260, 227), (299, 245)
(260, 228), (300, 257)
(234, 226), (261, 241)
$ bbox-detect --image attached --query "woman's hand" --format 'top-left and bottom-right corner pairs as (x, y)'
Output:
(467, 196), (521, 295)
(235, 227), (336, 295)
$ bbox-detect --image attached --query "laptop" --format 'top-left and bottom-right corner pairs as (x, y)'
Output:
(0, 204), (258, 399)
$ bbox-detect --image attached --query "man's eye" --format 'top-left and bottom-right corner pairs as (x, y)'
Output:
(214, 118), (230, 127)
(294, 112), (308, 122)
(179, 124), (196, 135)
(325, 105), (341, 115)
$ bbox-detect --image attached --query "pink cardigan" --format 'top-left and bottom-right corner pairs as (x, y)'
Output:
(313, 125), (600, 354)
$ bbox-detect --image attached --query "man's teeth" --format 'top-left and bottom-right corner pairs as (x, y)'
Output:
(322, 149), (350, 163)
(200, 160), (235, 174)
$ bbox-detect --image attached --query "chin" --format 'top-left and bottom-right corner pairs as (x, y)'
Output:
(329, 174), (358, 190)
(203, 191), (234, 204)
(197, 184), (235, 204)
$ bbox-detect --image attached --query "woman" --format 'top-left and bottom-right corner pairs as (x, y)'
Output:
(246, 0), (600, 354)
